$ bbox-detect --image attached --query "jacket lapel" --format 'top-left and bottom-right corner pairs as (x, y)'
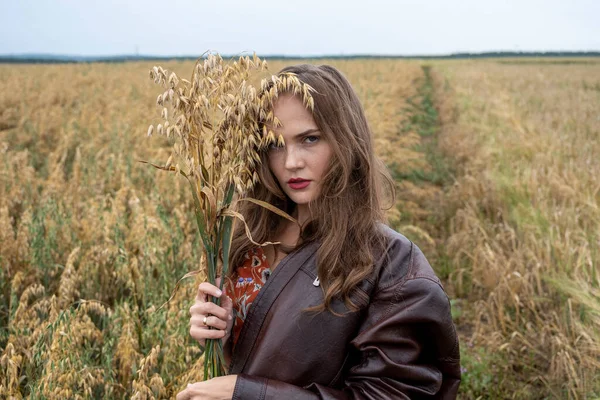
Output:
(229, 241), (319, 374)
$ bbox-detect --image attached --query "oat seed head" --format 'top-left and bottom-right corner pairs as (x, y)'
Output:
(147, 53), (314, 199)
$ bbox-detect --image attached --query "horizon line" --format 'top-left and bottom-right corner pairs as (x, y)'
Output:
(1, 49), (600, 59)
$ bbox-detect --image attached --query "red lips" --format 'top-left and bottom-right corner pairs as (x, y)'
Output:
(288, 178), (310, 190)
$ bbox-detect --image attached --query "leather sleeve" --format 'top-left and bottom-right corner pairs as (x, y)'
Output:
(232, 275), (461, 400)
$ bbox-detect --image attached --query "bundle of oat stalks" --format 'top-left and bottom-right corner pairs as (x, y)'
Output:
(145, 53), (313, 378)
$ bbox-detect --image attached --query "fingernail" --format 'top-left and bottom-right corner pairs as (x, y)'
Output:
(228, 315), (232, 320)
(215, 289), (222, 297)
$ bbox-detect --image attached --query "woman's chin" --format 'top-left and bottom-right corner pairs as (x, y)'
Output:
(286, 194), (314, 206)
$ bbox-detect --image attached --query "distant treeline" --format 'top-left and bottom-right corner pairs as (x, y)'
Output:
(1, 51), (599, 64)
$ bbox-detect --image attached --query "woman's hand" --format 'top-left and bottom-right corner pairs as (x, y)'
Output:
(176, 375), (237, 400)
(189, 279), (234, 347)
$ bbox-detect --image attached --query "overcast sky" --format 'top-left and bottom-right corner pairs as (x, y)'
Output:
(1, 0), (599, 56)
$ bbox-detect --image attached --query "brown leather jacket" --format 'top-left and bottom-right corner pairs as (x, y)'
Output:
(229, 225), (460, 399)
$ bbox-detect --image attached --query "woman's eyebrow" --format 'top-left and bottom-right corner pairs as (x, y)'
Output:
(292, 128), (320, 138)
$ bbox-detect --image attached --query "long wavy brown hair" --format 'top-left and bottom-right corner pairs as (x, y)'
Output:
(229, 64), (393, 313)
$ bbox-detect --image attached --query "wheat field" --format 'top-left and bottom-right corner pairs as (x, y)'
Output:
(0, 58), (598, 399)
(433, 59), (600, 398)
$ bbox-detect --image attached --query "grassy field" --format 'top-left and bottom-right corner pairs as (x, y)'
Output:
(432, 59), (600, 398)
(0, 57), (598, 399)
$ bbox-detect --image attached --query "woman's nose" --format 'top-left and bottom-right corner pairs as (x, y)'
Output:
(284, 147), (304, 170)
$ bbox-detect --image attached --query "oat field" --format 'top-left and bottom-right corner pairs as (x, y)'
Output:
(433, 59), (600, 398)
(0, 58), (598, 399)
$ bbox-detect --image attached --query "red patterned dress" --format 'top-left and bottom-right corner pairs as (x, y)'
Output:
(227, 247), (271, 348)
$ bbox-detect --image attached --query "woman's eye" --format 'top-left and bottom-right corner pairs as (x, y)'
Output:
(268, 142), (284, 151)
(304, 135), (319, 144)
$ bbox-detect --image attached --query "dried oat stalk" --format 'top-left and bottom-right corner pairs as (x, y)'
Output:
(144, 53), (314, 379)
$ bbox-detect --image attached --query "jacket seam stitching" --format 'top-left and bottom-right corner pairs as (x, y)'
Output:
(439, 356), (461, 362)
(368, 242), (414, 325)
(232, 375), (243, 400)
(298, 267), (315, 279)
(376, 241), (414, 292)
(406, 241), (417, 279)
(401, 277), (460, 359)
(355, 275), (450, 343)
(379, 241), (415, 295)
(260, 378), (267, 400)
(406, 275), (442, 285)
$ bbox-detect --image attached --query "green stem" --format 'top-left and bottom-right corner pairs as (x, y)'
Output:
(217, 183), (236, 303)
(201, 183), (235, 380)
(197, 183), (235, 380)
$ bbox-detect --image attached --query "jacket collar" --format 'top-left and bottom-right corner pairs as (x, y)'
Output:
(229, 241), (319, 374)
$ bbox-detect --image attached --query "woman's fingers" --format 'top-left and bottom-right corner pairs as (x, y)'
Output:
(196, 282), (222, 301)
(175, 387), (188, 400)
(220, 292), (233, 311)
(189, 280), (234, 346)
(220, 295), (234, 336)
(189, 301), (231, 321)
(190, 325), (226, 340)
(176, 383), (203, 400)
(191, 314), (227, 330)
(176, 383), (196, 400)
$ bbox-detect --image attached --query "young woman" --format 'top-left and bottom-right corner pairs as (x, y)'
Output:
(178, 64), (460, 400)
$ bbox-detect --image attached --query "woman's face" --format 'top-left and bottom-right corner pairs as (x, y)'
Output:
(267, 94), (333, 207)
